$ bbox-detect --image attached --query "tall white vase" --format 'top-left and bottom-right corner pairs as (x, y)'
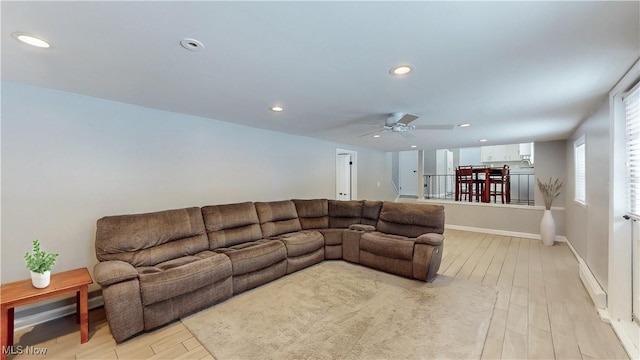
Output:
(540, 210), (556, 246)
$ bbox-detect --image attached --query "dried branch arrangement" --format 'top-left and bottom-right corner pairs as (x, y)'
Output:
(537, 177), (563, 210)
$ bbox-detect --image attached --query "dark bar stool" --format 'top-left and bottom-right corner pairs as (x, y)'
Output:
(457, 166), (481, 202)
(489, 165), (510, 204)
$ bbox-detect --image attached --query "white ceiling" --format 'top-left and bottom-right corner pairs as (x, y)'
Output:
(2, 1), (639, 152)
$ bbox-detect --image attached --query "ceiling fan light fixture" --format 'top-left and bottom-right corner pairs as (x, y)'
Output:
(389, 64), (413, 76)
(12, 32), (50, 48)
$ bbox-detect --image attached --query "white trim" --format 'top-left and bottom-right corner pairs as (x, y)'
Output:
(579, 258), (607, 310)
(563, 239), (607, 310)
(444, 223), (567, 242)
(574, 135), (587, 204)
(562, 240), (607, 313)
(418, 198), (564, 212)
(610, 58), (640, 360)
(610, 315), (640, 360)
(590, 306), (635, 360)
(13, 296), (104, 332)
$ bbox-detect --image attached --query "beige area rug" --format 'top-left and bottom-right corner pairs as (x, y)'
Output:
(181, 261), (497, 360)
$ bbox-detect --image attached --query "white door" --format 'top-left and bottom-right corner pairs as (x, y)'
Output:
(446, 150), (454, 193)
(336, 154), (352, 200)
(399, 151), (418, 196)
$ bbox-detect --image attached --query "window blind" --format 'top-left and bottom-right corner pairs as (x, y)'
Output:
(575, 138), (586, 204)
(625, 83), (640, 218)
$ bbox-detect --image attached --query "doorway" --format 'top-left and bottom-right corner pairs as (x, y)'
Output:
(398, 150), (418, 197)
(336, 149), (357, 200)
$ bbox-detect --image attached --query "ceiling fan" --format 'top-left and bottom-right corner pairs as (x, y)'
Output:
(359, 112), (454, 139)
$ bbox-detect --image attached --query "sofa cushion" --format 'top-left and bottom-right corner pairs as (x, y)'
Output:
(292, 199), (329, 229)
(328, 200), (363, 228)
(202, 202), (263, 249)
(255, 200), (302, 237)
(360, 251), (413, 279)
(136, 251), (232, 306)
(96, 207), (208, 267)
(362, 200), (383, 227)
(318, 228), (343, 246)
(231, 260), (287, 295)
(376, 202), (445, 238)
(276, 231), (325, 258)
(215, 240), (287, 275)
(360, 232), (415, 261)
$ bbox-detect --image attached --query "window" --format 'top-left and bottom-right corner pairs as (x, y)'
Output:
(574, 136), (586, 204)
(625, 82), (640, 218)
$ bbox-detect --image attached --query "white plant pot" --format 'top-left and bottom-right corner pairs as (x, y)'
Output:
(30, 270), (51, 288)
(540, 210), (556, 247)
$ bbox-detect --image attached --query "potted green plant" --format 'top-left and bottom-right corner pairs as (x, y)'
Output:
(24, 239), (59, 288)
(536, 177), (563, 246)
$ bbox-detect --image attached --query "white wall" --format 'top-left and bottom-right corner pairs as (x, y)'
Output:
(565, 101), (610, 291)
(458, 147), (481, 166)
(534, 140), (567, 207)
(434, 201), (565, 237)
(1, 82), (396, 285)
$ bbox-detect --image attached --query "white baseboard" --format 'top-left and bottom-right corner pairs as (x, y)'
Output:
(444, 223), (567, 243)
(14, 296), (104, 332)
(606, 310), (640, 360)
(563, 239), (607, 310)
(578, 259), (607, 309)
(559, 238), (638, 358)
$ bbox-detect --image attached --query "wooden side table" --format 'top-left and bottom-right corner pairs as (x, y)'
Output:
(1, 268), (93, 360)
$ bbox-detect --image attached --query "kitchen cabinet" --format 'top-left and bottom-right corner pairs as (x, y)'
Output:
(481, 144), (520, 162)
(519, 143), (532, 156)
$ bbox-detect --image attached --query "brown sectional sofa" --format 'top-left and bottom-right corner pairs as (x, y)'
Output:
(94, 199), (445, 342)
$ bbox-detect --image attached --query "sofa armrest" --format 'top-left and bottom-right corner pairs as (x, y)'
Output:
(348, 224), (376, 232)
(416, 233), (444, 246)
(94, 261), (144, 342)
(94, 260), (138, 287)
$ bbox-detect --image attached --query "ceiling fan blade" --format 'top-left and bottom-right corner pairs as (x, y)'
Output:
(397, 114), (419, 125)
(413, 125), (455, 130)
(358, 128), (384, 137)
(399, 131), (416, 139)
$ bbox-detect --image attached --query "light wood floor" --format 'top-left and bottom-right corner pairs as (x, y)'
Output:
(9, 229), (629, 360)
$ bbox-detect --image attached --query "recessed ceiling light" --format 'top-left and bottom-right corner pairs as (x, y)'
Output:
(372, 134), (381, 138)
(270, 106), (284, 112)
(410, 145), (417, 148)
(12, 32), (50, 48)
(479, 139), (488, 142)
(458, 123), (471, 128)
(180, 38), (204, 52)
(389, 64), (413, 76)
